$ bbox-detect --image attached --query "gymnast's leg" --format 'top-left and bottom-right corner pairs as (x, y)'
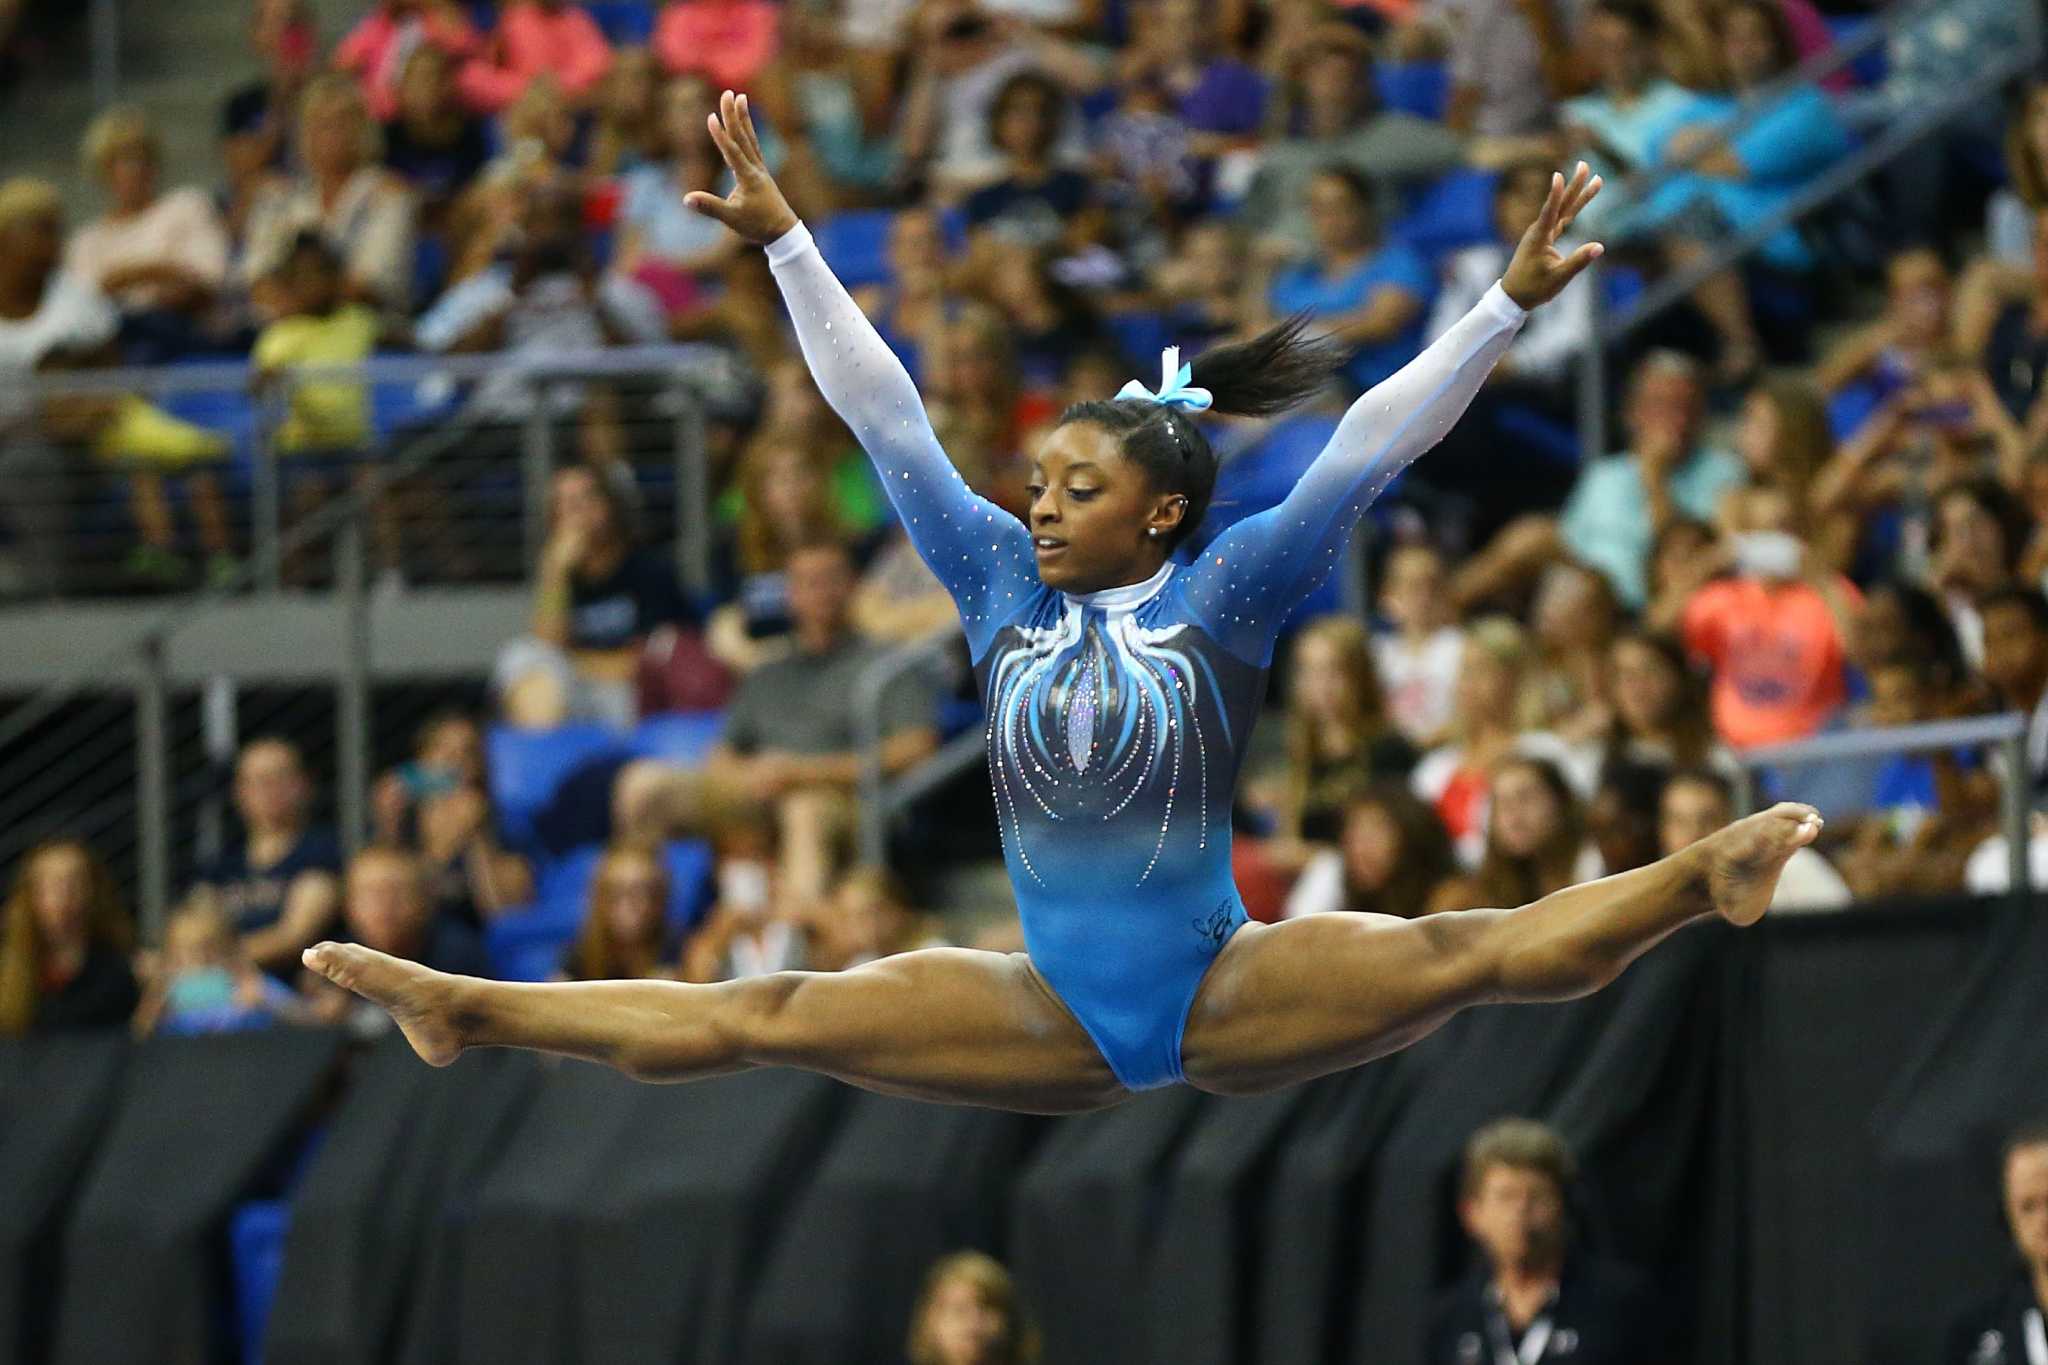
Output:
(1179, 802), (1823, 1096)
(300, 942), (1125, 1115)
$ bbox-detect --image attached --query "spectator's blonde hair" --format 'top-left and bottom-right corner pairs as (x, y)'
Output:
(1459, 1116), (1578, 1201)
(296, 73), (381, 165)
(1283, 616), (1393, 834)
(81, 106), (159, 179)
(1747, 376), (1833, 508)
(906, 1251), (1040, 1365)
(1456, 616), (1549, 738)
(0, 840), (133, 1038)
(2005, 81), (2048, 209)
(0, 177), (62, 235)
(566, 840), (672, 981)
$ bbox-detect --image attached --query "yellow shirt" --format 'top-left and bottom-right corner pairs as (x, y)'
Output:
(253, 305), (378, 453)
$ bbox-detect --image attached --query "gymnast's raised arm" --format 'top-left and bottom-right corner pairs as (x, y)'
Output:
(688, 91), (1033, 647)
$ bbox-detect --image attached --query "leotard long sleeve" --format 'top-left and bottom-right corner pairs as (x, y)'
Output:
(767, 221), (1525, 1090)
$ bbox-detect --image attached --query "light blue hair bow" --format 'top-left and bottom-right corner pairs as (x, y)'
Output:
(1116, 346), (1213, 413)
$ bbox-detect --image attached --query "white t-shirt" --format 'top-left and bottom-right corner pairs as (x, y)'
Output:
(64, 188), (231, 310)
(1375, 625), (1464, 746)
(0, 270), (119, 431)
(1428, 242), (1592, 386)
(1770, 847), (1853, 912)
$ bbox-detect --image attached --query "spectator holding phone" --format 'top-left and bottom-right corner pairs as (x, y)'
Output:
(371, 710), (533, 927)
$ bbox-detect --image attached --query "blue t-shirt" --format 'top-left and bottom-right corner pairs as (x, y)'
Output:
(193, 828), (344, 934)
(620, 164), (735, 264)
(1268, 243), (1437, 390)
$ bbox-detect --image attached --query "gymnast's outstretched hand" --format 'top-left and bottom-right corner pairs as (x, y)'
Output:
(1499, 160), (1605, 311)
(686, 89), (800, 246)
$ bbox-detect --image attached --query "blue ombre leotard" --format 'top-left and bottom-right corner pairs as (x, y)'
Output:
(766, 222), (1528, 1090)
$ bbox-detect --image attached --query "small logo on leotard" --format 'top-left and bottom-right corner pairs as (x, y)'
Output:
(1192, 901), (1236, 948)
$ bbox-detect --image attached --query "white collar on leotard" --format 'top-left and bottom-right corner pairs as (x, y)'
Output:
(1064, 560), (1175, 614)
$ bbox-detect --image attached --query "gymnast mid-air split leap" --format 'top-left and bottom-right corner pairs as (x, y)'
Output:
(305, 92), (1823, 1113)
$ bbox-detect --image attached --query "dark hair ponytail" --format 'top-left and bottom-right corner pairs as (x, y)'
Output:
(1058, 314), (1344, 552)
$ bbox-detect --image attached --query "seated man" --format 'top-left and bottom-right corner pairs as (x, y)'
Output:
(301, 846), (490, 1027)
(187, 737), (343, 977)
(1429, 1117), (1674, 1365)
(1455, 351), (1744, 614)
(614, 538), (940, 918)
(1944, 1124), (2048, 1364)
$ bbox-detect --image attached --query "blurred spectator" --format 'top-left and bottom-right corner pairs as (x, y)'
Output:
(1585, 756), (1667, 875)
(452, 76), (586, 284)
(303, 847), (490, 1025)
(1560, 1), (1692, 229)
(188, 737), (342, 975)
(1643, 515), (1718, 632)
(1265, 165), (1435, 392)
(1851, 578), (1975, 704)
(1115, 0), (1267, 162)
(1249, 617), (1419, 878)
(1426, 0), (1576, 140)
(852, 521), (960, 643)
(496, 463), (697, 729)
(614, 77), (745, 315)
(1618, 0), (1851, 378)
(1681, 484), (1858, 749)
(1094, 70), (1197, 242)
(925, 304), (1056, 516)
(243, 74), (418, 316)
(1462, 352), (1742, 613)
(1943, 1124), (2048, 1365)
(380, 45), (493, 214)
(559, 839), (679, 980)
(1412, 616), (1585, 866)
(1150, 218), (1254, 348)
(1602, 629), (1726, 773)
(1932, 476), (2034, 665)
(1528, 560), (1619, 743)
(0, 840), (137, 1037)
(220, 0), (319, 198)
(907, 1250), (1040, 1365)
(67, 108), (232, 363)
(1817, 247), (1953, 423)
(781, 5), (903, 202)
(853, 208), (959, 387)
(682, 812), (808, 978)
(458, 0), (614, 116)
(1246, 26), (1464, 259)
(131, 900), (303, 1037)
(1374, 541), (1464, 748)
(710, 437), (849, 667)
(1282, 785), (1458, 919)
(334, 0), (482, 124)
(1429, 1118), (1672, 1365)
(976, 244), (1109, 389)
(1657, 767), (1849, 910)
(655, 0), (784, 97)
(1991, 82), (2048, 270)
(1430, 756), (1602, 911)
(617, 539), (941, 916)
(963, 72), (1095, 253)
(587, 45), (664, 177)
(1833, 651), (1994, 898)
(1728, 377), (1849, 570)
(372, 710), (534, 926)
(808, 865), (946, 971)
(1982, 586), (2048, 793)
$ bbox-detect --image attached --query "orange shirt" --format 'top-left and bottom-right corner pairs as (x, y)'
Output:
(1682, 576), (1856, 750)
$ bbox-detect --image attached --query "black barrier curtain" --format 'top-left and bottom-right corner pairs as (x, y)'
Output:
(5, 897), (2048, 1364)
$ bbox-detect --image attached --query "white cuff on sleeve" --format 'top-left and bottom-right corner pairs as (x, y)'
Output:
(763, 221), (815, 269)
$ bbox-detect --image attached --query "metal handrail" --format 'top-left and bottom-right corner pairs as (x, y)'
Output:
(852, 631), (968, 865)
(1732, 712), (2035, 900)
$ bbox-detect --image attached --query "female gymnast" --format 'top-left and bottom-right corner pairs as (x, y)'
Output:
(305, 92), (1824, 1113)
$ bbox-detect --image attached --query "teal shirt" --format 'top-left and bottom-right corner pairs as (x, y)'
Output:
(1559, 447), (1745, 608)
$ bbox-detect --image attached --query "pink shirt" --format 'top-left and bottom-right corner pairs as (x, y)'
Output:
(458, 2), (613, 115)
(335, 7), (482, 121)
(1682, 576), (1856, 750)
(654, 0), (781, 90)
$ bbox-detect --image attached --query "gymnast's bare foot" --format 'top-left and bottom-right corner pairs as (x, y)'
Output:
(303, 942), (470, 1066)
(1703, 802), (1824, 928)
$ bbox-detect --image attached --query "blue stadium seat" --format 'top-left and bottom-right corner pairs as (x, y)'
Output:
(630, 711), (727, 765)
(488, 724), (626, 850)
(1374, 61), (1450, 121)
(1824, 16), (1889, 87)
(485, 899), (584, 981)
(1495, 403), (1579, 469)
(585, 0), (655, 42)
(1106, 312), (1171, 369)
(813, 210), (898, 290)
(230, 1200), (291, 1365)
(1390, 169), (1499, 260)
(493, 837), (717, 978)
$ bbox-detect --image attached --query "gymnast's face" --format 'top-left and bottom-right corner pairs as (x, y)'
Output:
(1027, 423), (1187, 595)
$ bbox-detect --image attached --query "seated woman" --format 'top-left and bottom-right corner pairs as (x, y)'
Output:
(66, 108), (232, 362)
(380, 45), (492, 219)
(496, 463), (699, 729)
(0, 839), (137, 1037)
(1619, 0), (1852, 377)
(558, 840), (680, 981)
(975, 241), (1111, 391)
(1265, 165), (1435, 393)
(372, 710), (535, 929)
(852, 207), (959, 386)
(962, 70), (1097, 254)
(1601, 628), (1732, 774)
(334, 0), (481, 123)
(1281, 785), (1457, 919)
(1429, 757), (1604, 913)
(708, 438), (851, 670)
(1527, 560), (1620, 744)
(808, 866), (947, 972)
(614, 77), (746, 319)
(586, 46), (664, 177)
